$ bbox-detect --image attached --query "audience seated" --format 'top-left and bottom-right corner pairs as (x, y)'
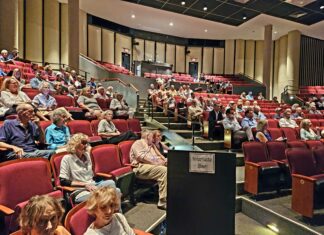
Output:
(273, 108), (282, 119)
(0, 103), (55, 160)
(45, 108), (71, 151)
(309, 103), (322, 114)
(93, 86), (109, 100)
(208, 103), (224, 140)
(246, 91), (254, 100)
(30, 71), (47, 89)
(32, 81), (57, 116)
(153, 130), (169, 156)
(279, 109), (298, 128)
(130, 130), (167, 210)
(257, 92), (265, 100)
(253, 106), (266, 120)
(255, 119), (284, 143)
(77, 87), (103, 118)
(98, 110), (138, 144)
(241, 109), (257, 131)
(291, 107), (304, 119)
(59, 133), (118, 203)
(17, 195), (70, 235)
(84, 186), (134, 235)
(110, 93), (133, 118)
(0, 49), (10, 62)
(300, 119), (321, 140)
(188, 100), (203, 127)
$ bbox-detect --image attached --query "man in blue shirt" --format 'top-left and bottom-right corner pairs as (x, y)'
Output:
(45, 108), (71, 150)
(0, 103), (55, 161)
(241, 109), (257, 129)
(30, 71), (44, 89)
(246, 91), (254, 100)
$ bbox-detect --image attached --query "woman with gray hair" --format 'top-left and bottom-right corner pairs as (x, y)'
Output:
(32, 81), (57, 111)
(59, 133), (118, 203)
(45, 108), (71, 150)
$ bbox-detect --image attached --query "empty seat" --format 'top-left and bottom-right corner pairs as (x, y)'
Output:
(281, 127), (299, 141)
(287, 140), (307, 149)
(127, 118), (142, 136)
(67, 120), (102, 143)
(286, 148), (324, 218)
(268, 128), (284, 140)
(242, 142), (281, 195)
(112, 119), (128, 133)
(266, 141), (287, 164)
(267, 119), (279, 128)
(313, 147), (324, 173)
(305, 140), (323, 150)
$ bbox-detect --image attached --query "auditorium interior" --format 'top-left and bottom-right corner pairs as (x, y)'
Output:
(0, 0), (324, 234)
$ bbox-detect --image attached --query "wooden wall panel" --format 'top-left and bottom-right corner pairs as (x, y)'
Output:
(156, 42), (165, 63)
(144, 40), (154, 61)
(278, 35), (288, 100)
(273, 40), (280, 99)
(79, 9), (87, 55)
(166, 44), (175, 71)
(214, 48), (224, 74)
(235, 40), (244, 74)
(18, 0), (24, 57)
(26, 0), (42, 62)
(115, 33), (131, 66)
(255, 40), (264, 83)
(245, 40), (255, 78)
(88, 25), (101, 61)
(102, 29), (114, 63)
(176, 45), (185, 73)
(224, 40), (235, 74)
(203, 47), (213, 74)
(132, 38), (144, 61)
(60, 4), (68, 65)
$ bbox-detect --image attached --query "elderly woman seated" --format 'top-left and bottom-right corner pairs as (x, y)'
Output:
(94, 86), (109, 100)
(32, 81), (57, 115)
(77, 87), (103, 119)
(85, 187), (134, 235)
(59, 133), (118, 203)
(300, 119), (322, 140)
(98, 110), (138, 144)
(110, 93), (134, 118)
(18, 195), (70, 235)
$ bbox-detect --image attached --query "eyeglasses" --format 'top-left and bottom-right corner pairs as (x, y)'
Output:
(81, 140), (89, 145)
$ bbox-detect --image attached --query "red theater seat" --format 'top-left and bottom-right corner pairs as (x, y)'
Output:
(305, 140), (323, 150)
(112, 119), (128, 133)
(268, 128), (284, 140)
(127, 118), (142, 136)
(281, 128), (299, 141)
(67, 120), (102, 143)
(287, 140), (307, 149)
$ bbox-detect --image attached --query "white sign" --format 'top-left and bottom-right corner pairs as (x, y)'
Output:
(189, 153), (215, 174)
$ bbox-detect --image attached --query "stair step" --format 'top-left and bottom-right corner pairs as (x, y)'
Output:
(138, 111), (165, 117)
(172, 129), (203, 138)
(160, 123), (189, 129)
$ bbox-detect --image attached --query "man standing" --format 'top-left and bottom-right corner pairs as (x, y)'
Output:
(208, 103), (224, 140)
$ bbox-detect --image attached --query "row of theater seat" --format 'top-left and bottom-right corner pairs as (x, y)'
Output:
(98, 62), (131, 75)
(0, 140), (152, 235)
(243, 141), (324, 218)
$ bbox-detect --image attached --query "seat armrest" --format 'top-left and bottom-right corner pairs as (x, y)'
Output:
(0, 204), (14, 215)
(292, 174), (316, 182)
(57, 185), (81, 192)
(245, 161), (261, 168)
(96, 172), (113, 179)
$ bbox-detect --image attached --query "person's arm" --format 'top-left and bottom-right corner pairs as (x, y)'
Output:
(1, 91), (17, 107)
(98, 120), (120, 138)
(45, 127), (57, 150)
(77, 96), (91, 111)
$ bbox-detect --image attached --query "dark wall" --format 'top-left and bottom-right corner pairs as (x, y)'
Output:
(299, 35), (324, 86)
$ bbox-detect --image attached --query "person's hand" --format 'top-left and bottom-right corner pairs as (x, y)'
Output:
(276, 137), (284, 141)
(12, 146), (24, 158)
(85, 184), (97, 192)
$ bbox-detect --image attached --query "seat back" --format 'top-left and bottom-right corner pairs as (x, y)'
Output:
(118, 140), (135, 165)
(127, 118), (141, 134)
(39, 120), (52, 132)
(305, 140), (323, 150)
(313, 146), (324, 173)
(96, 98), (108, 110)
(112, 119), (128, 133)
(242, 142), (269, 163)
(50, 152), (68, 187)
(286, 148), (317, 176)
(65, 202), (95, 235)
(0, 159), (54, 210)
(281, 127), (299, 141)
(267, 119), (279, 128)
(68, 120), (93, 136)
(266, 141), (286, 161)
(287, 140), (307, 149)
(54, 95), (75, 107)
(91, 144), (122, 175)
(268, 128), (283, 140)
(90, 119), (100, 135)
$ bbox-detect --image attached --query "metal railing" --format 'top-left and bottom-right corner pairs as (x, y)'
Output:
(146, 100), (200, 147)
(281, 85), (304, 106)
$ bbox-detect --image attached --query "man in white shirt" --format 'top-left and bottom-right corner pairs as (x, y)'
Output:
(279, 109), (298, 128)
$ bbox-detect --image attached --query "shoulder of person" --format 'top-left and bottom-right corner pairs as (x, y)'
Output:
(55, 225), (71, 235)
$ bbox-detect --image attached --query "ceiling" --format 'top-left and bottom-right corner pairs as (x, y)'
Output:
(78, 0), (324, 40)
(123, 0), (324, 26)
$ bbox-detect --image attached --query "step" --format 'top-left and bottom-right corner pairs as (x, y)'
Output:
(235, 212), (277, 235)
(172, 129), (203, 138)
(134, 116), (145, 121)
(152, 116), (172, 123)
(138, 111), (165, 117)
(160, 122), (189, 129)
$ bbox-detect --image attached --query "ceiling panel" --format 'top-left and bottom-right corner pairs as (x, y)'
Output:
(163, 3), (187, 14)
(212, 3), (242, 17)
(229, 8), (260, 21)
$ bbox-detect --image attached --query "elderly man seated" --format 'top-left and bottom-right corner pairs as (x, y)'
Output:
(0, 103), (55, 161)
(279, 108), (298, 128)
(130, 130), (167, 210)
(110, 93), (134, 118)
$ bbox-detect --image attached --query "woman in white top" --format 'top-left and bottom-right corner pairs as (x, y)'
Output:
(300, 119), (321, 140)
(85, 187), (135, 235)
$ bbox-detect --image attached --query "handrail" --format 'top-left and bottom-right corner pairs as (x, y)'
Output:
(102, 78), (139, 94)
(79, 53), (110, 72)
(146, 100), (199, 147)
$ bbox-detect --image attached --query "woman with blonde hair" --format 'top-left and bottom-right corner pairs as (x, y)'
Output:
(85, 187), (134, 235)
(300, 119), (321, 140)
(59, 133), (118, 203)
(18, 195), (70, 235)
(255, 119), (284, 143)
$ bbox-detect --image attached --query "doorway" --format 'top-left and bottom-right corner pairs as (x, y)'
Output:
(189, 62), (198, 78)
(122, 52), (130, 70)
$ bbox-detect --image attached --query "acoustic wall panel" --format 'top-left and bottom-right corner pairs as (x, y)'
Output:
(234, 40), (244, 74)
(278, 35), (288, 99)
(79, 9), (87, 55)
(203, 47), (213, 74)
(156, 42), (165, 63)
(176, 45), (185, 73)
(214, 48), (224, 74)
(166, 44), (175, 71)
(60, 3), (69, 65)
(115, 33), (132, 66)
(133, 38), (144, 61)
(224, 40), (235, 74)
(144, 40), (155, 61)
(88, 25), (101, 61)
(18, 0), (24, 57)
(44, 0), (59, 65)
(245, 40), (255, 78)
(26, 0), (42, 62)
(255, 41), (264, 83)
(102, 29), (114, 63)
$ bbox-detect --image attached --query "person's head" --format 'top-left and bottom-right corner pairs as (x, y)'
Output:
(36, 71), (42, 79)
(2, 77), (19, 93)
(52, 108), (69, 127)
(86, 187), (120, 226)
(258, 92), (263, 96)
(229, 101), (235, 107)
(142, 130), (153, 145)
(256, 119), (268, 132)
(81, 87), (92, 97)
(12, 68), (21, 79)
(116, 93), (123, 101)
(102, 110), (113, 121)
(66, 133), (89, 155)
(19, 195), (64, 235)
(296, 107), (303, 114)
(310, 104), (317, 111)
(254, 106), (260, 113)
(275, 108), (281, 114)
(70, 70), (77, 77)
(54, 82), (63, 93)
(248, 91), (252, 96)
(245, 109), (254, 119)
(191, 99), (197, 107)
(170, 85), (175, 90)
(68, 85), (76, 95)
(107, 86), (113, 92)
(153, 130), (162, 144)
(300, 119), (312, 130)
(17, 103), (35, 123)
(1, 49), (8, 58)
(291, 103), (299, 110)
(244, 100), (250, 106)
(273, 96), (278, 101)
(213, 103), (220, 112)
(226, 108), (235, 120)
(253, 101), (258, 106)
(97, 86), (105, 95)
(241, 92), (246, 96)
(39, 81), (51, 95)
(283, 108), (292, 119)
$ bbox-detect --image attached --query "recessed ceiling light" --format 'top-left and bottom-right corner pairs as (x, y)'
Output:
(243, 16), (247, 20)
(204, 29), (208, 32)
(181, 1), (185, 5)
(169, 22), (174, 26)
(320, 5), (324, 9)
(131, 14), (135, 19)
(203, 5), (208, 11)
